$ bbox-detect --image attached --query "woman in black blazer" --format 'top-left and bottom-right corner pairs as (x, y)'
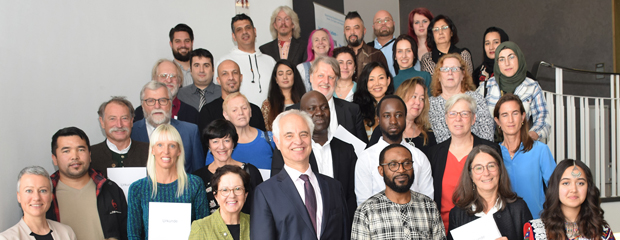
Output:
(427, 93), (500, 231)
(448, 145), (532, 240)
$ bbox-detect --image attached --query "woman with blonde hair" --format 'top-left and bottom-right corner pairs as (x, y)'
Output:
(127, 124), (209, 239)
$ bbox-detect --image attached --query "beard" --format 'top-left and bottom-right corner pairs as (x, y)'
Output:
(172, 48), (190, 62)
(384, 171), (415, 193)
(381, 127), (403, 143)
(374, 26), (395, 38)
(147, 109), (171, 127)
(346, 34), (363, 47)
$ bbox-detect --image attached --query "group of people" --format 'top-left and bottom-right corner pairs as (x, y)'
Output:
(1, 5), (615, 240)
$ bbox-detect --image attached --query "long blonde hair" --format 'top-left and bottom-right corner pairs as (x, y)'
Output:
(146, 124), (188, 198)
(395, 77), (431, 145)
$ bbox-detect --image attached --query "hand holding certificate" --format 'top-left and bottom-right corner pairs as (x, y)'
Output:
(450, 214), (502, 240)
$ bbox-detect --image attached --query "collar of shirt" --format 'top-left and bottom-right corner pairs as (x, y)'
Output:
(106, 139), (132, 154)
(282, 163), (323, 237)
(146, 120), (170, 138)
(328, 98), (338, 134)
(373, 36), (395, 49)
(311, 130), (334, 177)
(472, 198), (502, 217)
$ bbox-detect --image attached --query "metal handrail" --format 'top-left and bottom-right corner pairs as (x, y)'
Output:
(534, 61), (620, 76)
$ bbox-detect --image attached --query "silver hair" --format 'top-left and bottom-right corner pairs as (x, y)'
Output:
(17, 166), (52, 192)
(272, 109), (314, 138)
(140, 81), (172, 101)
(269, 6), (301, 39)
(97, 96), (135, 119)
(444, 93), (477, 114)
(150, 59), (184, 86)
(309, 55), (340, 80)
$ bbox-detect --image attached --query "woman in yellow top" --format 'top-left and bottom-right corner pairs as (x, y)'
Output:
(189, 165), (251, 240)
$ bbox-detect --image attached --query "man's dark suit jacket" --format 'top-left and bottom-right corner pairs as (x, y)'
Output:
(90, 140), (149, 177)
(259, 37), (308, 67)
(134, 99), (198, 125)
(197, 97), (266, 137)
(287, 98), (368, 143)
(271, 138), (357, 223)
(427, 134), (501, 212)
(251, 168), (350, 240)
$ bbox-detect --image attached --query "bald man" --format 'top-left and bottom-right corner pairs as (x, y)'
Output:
(368, 10), (397, 76)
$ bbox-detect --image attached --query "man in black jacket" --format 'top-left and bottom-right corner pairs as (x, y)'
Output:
(46, 127), (127, 240)
(259, 6), (307, 66)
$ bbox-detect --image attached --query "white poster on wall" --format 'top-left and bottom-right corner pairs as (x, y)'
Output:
(313, 3), (345, 47)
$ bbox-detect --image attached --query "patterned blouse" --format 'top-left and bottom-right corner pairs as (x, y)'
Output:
(428, 91), (495, 143)
(523, 219), (615, 240)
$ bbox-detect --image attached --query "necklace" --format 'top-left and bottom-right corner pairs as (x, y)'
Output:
(405, 138), (415, 147)
(564, 221), (581, 239)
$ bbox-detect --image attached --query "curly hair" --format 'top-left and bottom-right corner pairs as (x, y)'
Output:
(354, 61), (394, 128)
(430, 53), (475, 97)
(541, 159), (607, 240)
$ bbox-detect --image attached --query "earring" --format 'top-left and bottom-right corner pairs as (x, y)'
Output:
(472, 183), (476, 190)
(498, 126), (501, 130)
(522, 122), (524, 126)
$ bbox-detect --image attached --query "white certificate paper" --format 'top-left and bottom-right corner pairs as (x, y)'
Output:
(148, 202), (192, 240)
(107, 167), (147, 200)
(450, 214), (502, 240)
(333, 125), (366, 157)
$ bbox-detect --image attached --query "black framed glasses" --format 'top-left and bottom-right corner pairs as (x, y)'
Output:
(380, 161), (414, 172)
(471, 162), (498, 175)
(142, 98), (170, 106)
(215, 187), (245, 197)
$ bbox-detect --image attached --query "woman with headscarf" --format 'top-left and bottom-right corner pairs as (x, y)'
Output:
(472, 27), (509, 89)
(477, 41), (551, 141)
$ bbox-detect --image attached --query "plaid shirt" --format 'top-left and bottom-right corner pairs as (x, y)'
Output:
(352, 191), (446, 240)
(477, 77), (551, 139)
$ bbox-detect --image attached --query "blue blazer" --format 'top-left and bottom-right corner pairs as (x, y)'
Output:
(250, 168), (350, 240)
(131, 119), (205, 173)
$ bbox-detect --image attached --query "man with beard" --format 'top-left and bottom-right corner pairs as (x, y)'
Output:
(169, 23), (194, 87)
(259, 6), (307, 66)
(177, 48), (221, 111)
(351, 144), (445, 240)
(344, 11), (388, 78)
(90, 96), (148, 177)
(130, 81), (205, 173)
(47, 127), (127, 240)
(198, 59), (266, 136)
(134, 59), (199, 124)
(368, 10), (397, 77)
(354, 95), (433, 205)
(215, 13), (276, 107)
(272, 90), (358, 223)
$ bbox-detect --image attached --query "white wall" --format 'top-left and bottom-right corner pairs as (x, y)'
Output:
(0, 0), (289, 230)
(343, 0), (400, 42)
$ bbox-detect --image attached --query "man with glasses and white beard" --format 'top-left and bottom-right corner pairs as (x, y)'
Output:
(131, 81), (205, 173)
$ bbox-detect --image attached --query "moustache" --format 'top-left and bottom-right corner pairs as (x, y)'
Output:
(108, 127), (129, 134)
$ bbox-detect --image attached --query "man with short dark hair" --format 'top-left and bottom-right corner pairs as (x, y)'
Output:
(169, 23), (194, 86)
(344, 11), (388, 78)
(368, 10), (397, 76)
(251, 110), (350, 240)
(259, 6), (307, 66)
(351, 144), (445, 239)
(47, 127), (127, 240)
(134, 59), (199, 124)
(91, 96), (149, 177)
(177, 48), (222, 111)
(131, 81), (205, 173)
(198, 59), (266, 135)
(355, 95), (433, 204)
(215, 13), (276, 107)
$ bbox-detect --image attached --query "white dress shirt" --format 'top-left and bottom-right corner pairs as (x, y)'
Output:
(283, 164), (324, 238)
(106, 139), (132, 154)
(311, 130), (334, 178)
(354, 136), (434, 205)
(327, 98), (339, 135)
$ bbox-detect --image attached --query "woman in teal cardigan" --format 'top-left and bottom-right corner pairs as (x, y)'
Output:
(189, 165), (251, 240)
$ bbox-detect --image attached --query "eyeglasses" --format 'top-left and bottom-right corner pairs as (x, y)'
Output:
(374, 18), (393, 25)
(439, 67), (462, 73)
(158, 73), (178, 81)
(216, 187), (245, 197)
(432, 25), (450, 32)
(471, 162), (499, 175)
(497, 54), (517, 64)
(447, 111), (472, 118)
(275, 17), (291, 23)
(143, 98), (170, 106)
(380, 161), (414, 172)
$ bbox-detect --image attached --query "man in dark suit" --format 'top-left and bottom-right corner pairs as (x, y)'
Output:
(130, 81), (204, 173)
(134, 59), (199, 124)
(91, 96), (148, 177)
(272, 90), (357, 222)
(287, 56), (368, 143)
(251, 110), (350, 240)
(259, 6), (307, 66)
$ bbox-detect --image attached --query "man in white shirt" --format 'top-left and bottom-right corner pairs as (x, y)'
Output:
(355, 95), (434, 205)
(215, 13), (276, 106)
(251, 110), (350, 240)
(369, 10), (396, 76)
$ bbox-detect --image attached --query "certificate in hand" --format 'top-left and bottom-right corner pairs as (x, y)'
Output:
(107, 167), (147, 200)
(450, 214), (502, 240)
(333, 125), (366, 157)
(148, 202), (192, 240)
